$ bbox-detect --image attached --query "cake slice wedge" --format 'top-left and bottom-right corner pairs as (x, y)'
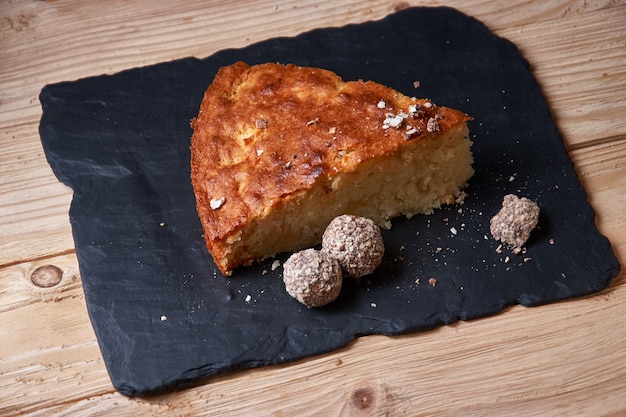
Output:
(190, 61), (473, 276)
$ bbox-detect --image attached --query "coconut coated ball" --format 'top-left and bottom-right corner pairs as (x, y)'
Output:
(282, 248), (343, 308)
(321, 215), (385, 279)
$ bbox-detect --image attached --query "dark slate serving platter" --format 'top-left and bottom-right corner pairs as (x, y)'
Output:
(39, 6), (619, 397)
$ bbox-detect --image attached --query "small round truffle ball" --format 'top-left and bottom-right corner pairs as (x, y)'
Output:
(490, 194), (540, 253)
(321, 215), (385, 279)
(282, 249), (343, 308)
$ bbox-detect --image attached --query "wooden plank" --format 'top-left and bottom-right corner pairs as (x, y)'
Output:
(0, 253), (111, 417)
(497, 4), (626, 148)
(0, 124), (75, 266)
(571, 138), (626, 261)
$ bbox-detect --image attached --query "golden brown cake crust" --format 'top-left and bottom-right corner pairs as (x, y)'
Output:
(190, 61), (471, 275)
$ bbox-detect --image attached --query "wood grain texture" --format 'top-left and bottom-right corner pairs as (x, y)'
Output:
(497, 6), (626, 148)
(1, 0), (625, 415)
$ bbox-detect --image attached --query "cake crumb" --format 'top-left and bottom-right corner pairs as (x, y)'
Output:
(441, 195), (455, 205)
(455, 191), (468, 205)
(426, 117), (440, 133)
(383, 114), (404, 129)
(210, 197), (225, 210)
(160, 315), (168, 321)
(428, 278), (437, 287)
(271, 260), (281, 271)
(335, 358), (343, 366)
(404, 126), (419, 139)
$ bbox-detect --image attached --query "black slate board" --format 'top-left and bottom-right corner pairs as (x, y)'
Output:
(39, 6), (619, 397)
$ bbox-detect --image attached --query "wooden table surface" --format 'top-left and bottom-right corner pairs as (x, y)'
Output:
(2, 1), (625, 415)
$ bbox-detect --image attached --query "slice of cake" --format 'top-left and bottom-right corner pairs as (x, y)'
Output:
(190, 61), (473, 276)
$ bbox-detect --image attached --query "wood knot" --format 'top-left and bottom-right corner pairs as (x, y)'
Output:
(351, 387), (375, 410)
(31, 265), (63, 288)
